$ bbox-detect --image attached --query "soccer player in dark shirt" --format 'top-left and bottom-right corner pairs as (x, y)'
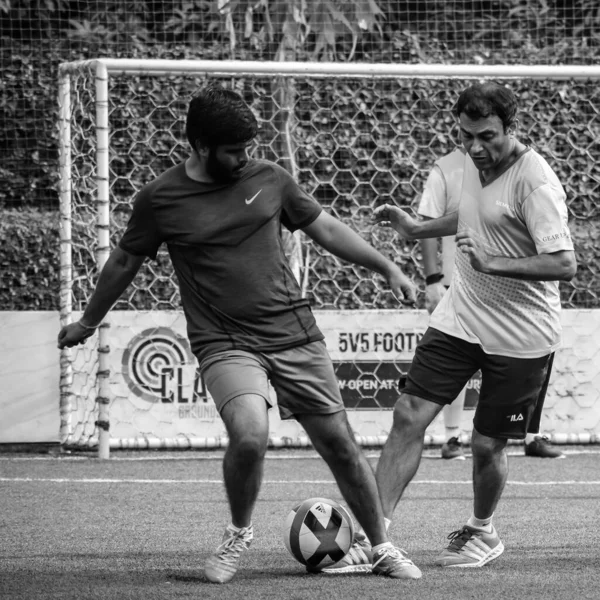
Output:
(58, 84), (422, 583)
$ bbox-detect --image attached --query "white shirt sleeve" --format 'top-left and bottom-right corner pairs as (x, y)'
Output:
(522, 183), (574, 254)
(417, 165), (448, 219)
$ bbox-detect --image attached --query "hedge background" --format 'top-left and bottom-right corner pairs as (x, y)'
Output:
(1, 1), (599, 310)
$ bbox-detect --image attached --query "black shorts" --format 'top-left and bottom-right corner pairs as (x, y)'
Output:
(404, 328), (554, 440)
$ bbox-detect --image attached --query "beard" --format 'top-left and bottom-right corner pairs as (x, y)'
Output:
(206, 149), (243, 183)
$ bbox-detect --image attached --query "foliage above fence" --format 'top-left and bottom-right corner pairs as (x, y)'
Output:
(2, 1), (598, 62)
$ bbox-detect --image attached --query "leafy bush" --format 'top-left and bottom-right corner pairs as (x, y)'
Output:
(0, 209), (60, 309)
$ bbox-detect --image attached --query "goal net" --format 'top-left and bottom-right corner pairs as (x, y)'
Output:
(58, 59), (600, 457)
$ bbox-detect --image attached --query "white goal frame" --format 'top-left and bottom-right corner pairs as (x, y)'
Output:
(58, 59), (600, 458)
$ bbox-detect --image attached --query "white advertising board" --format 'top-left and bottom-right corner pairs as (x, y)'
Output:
(0, 312), (61, 443)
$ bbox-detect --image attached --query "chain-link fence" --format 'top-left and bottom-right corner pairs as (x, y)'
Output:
(61, 64), (600, 313)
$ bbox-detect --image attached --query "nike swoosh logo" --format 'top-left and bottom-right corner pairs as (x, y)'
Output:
(245, 189), (262, 205)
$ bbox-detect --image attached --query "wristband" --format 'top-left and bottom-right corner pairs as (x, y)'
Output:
(78, 320), (99, 331)
(425, 273), (444, 286)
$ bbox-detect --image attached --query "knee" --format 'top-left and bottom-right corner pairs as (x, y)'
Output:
(471, 431), (506, 461)
(228, 433), (268, 464)
(321, 434), (360, 465)
(314, 425), (362, 466)
(391, 395), (430, 434)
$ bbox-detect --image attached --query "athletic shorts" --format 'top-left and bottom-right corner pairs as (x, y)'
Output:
(404, 327), (554, 440)
(198, 340), (345, 420)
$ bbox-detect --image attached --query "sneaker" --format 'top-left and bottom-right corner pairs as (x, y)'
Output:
(204, 524), (253, 583)
(441, 436), (466, 460)
(372, 546), (422, 579)
(322, 529), (373, 574)
(524, 436), (566, 458)
(435, 525), (504, 568)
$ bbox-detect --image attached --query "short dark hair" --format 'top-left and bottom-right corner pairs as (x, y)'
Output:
(186, 84), (258, 150)
(453, 82), (518, 131)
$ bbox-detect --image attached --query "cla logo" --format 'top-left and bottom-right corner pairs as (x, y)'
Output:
(122, 327), (206, 404)
(508, 413), (524, 422)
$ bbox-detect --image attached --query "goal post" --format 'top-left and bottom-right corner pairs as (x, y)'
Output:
(57, 59), (600, 457)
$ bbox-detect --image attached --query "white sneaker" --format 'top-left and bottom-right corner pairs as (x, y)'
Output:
(204, 524), (253, 583)
(435, 525), (504, 568)
(322, 529), (373, 574)
(372, 545), (422, 579)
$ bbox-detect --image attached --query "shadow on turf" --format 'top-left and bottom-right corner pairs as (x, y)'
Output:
(166, 568), (338, 584)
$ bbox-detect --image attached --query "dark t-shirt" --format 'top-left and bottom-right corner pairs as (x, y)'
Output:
(119, 159), (324, 362)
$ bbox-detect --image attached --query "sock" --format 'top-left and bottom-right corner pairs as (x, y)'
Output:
(384, 517), (391, 532)
(372, 541), (394, 554)
(467, 514), (493, 532)
(230, 522), (252, 533)
(525, 432), (538, 444)
(445, 426), (460, 441)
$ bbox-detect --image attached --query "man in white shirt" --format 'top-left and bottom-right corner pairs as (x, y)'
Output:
(418, 148), (566, 460)
(373, 82), (576, 568)
(418, 147), (469, 459)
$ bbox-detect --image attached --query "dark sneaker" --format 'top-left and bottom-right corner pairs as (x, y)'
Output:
(441, 436), (466, 460)
(322, 529), (373, 574)
(435, 525), (504, 568)
(372, 546), (422, 579)
(204, 524), (253, 583)
(525, 436), (566, 458)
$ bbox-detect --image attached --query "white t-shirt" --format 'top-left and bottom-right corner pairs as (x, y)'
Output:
(430, 147), (574, 358)
(417, 148), (467, 285)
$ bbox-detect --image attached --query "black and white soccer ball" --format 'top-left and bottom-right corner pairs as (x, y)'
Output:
(283, 497), (355, 571)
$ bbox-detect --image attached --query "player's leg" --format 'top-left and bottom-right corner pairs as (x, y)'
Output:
(220, 394), (270, 527)
(436, 351), (554, 568)
(376, 392), (442, 517)
(377, 328), (477, 520)
(298, 410), (421, 579)
(441, 386), (467, 459)
(297, 412), (386, 544)
(435, 430), (508, 569)
(200, 351), (272, 583)
(471, 429), (508, 520)
(272, 341), (421, 579)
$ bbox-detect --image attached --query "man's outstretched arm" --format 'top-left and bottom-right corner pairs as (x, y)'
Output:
(58, 247), (146, 349)
(373, 204), (458, 240)
(302, 211), (416, 305)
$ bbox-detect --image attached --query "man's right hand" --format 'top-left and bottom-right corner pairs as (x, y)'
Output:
(57, 321), (97, 349)
(372, 204), (418, 239)
(425, 281), (446, 314)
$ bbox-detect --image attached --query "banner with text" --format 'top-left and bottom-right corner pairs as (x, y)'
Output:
(68, 309), (599, 447)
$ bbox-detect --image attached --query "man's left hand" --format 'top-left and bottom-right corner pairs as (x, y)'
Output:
(456, 231), (492, 273)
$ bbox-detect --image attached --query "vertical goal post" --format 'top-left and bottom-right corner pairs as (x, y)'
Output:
(58, 59), (600, 458)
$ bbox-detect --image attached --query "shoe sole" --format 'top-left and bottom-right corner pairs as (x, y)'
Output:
(438, 541), (505, 568)
(204, 558), (239, 583)
(322, 564), (372, 574)
(373, 568), (422, 580)
(526, 454), (566, 459)
(203, 571), (235, 583)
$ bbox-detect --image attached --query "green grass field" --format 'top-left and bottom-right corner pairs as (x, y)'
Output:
(1, 447), (599, 600)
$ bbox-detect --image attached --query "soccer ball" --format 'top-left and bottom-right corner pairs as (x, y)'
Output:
(283, 497), (355, 571)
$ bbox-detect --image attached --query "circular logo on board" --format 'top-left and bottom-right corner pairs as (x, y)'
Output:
(122, 327), (195, 404)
